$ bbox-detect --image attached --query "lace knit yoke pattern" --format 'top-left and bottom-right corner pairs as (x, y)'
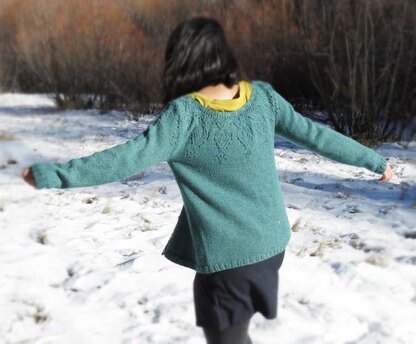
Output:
(30, 80), (387, 273)
(184, 102), (271, 162)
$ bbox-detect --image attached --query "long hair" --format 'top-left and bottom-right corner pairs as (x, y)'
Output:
(162, 16), (242, 106)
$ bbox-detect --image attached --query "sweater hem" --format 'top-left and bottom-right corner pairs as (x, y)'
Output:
(161, 234), (291, 274)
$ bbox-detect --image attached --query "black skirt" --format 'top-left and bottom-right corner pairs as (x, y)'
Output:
(193, 249), (286, 330)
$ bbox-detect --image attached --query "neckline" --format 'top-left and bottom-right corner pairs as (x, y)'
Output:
(190, 81), (243, 102)
(183, 80), (259, 118)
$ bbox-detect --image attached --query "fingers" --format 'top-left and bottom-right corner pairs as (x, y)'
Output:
(22, 167), (36, 187)
(378, 175), (387, 182)
(22, 168), (28, 179)
(378, 162), (393, 183)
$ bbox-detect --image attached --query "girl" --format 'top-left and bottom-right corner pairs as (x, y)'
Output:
(22, 16), (393, 344)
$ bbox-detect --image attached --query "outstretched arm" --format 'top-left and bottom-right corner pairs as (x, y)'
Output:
(26, 100), (192, 189)
(269, 84), (388, 177)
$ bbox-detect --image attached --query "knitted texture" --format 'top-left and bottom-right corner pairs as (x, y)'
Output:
(30, 80), (387, 273)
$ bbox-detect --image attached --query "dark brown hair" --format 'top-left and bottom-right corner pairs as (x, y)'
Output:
(161, 16), (241, 105)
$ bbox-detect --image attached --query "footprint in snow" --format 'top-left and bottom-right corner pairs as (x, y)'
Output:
(395, 256), (416, 265)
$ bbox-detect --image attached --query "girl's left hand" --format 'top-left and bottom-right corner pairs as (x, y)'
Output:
(22, 167), (36, 188)
(378, 162), (393, 183)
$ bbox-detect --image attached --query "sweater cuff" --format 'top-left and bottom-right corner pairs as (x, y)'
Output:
(30, 162), (62, 189)
(374, 156), (387, 175)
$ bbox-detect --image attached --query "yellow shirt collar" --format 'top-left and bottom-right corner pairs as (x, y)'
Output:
(187, 80), (252, 112)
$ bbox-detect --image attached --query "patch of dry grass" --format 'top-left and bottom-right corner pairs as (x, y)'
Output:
(365, 253), (390, 267)
(101, 203), (111, 214)
(0, 132), (17, 141)
(291, 217), (302, 232)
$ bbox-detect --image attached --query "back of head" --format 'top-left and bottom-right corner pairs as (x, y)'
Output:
(162, 16), (241, 105)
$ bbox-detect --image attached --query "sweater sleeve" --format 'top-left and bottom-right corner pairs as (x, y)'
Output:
(267, 85), (387, 175)
(30, 100), (191, 189)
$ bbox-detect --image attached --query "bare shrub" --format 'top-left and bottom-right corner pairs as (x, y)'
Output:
(291, 0), (416, 145)
(0, 0), (413, 143)
(0, 0), (159, 112)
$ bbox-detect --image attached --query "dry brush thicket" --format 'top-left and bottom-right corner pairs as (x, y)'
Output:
(0, 0), (414, 143)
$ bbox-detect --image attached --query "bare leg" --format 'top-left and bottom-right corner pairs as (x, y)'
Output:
(202, 319), (253, 344)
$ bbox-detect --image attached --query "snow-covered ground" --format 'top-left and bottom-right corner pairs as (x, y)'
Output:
(0, 93), (415, 344)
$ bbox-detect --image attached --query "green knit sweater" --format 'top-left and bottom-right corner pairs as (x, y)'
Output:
(30, 80), (387, 273)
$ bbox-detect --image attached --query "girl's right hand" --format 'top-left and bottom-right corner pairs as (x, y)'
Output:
(378, 162), (393, 183)
(22, 167), (36, 188)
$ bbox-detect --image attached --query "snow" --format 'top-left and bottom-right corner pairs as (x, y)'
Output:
(0, 93), (415, 344)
